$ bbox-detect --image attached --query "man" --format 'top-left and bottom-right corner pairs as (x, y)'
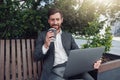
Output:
(34, 8), (101, 80)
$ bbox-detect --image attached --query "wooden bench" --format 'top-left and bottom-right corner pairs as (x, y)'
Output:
(0, 39), (97, 80)
(0, 39), (42, 80)
(1, 39), (120, 80)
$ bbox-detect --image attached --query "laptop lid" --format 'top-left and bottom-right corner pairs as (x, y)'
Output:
(64, 47), (105, 78)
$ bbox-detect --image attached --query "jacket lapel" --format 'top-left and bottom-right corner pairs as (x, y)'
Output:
(61, 32), (69, 56)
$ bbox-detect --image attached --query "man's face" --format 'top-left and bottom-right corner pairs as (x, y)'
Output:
(48, 12), (63, 30)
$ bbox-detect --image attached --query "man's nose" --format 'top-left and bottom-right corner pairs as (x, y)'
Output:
(54, 20), (57, 24)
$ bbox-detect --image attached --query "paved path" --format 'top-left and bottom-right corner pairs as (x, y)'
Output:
(106, 37), (120, 56)
(75, 37), (120, 56)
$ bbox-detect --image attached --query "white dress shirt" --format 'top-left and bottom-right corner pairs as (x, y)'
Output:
(42, 30), (68, 66)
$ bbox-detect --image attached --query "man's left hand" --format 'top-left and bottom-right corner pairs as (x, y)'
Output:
(94, 59), (102, 69)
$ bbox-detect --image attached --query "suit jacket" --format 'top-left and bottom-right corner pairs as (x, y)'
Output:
(34, 31), (79, 80)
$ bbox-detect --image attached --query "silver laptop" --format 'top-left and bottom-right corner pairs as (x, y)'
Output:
(64, 47), (105, 78)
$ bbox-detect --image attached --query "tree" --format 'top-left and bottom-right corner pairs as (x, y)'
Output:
(0, 0), (43, 38)
(81, 19), (113, 52)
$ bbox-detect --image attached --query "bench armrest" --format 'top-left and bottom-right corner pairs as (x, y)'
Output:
(98, 59), (120, 73)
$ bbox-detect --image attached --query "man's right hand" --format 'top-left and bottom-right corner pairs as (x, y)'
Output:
(44, 31), (54, 49)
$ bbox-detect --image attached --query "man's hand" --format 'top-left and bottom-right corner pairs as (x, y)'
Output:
(94, 59), (102, 69)
(44, 31), (54, 49)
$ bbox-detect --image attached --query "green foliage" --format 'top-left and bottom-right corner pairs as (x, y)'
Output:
(0, 0), (43, 39)
(81, 19), (113, 52)
(83, 17), (104, 36)
(39, 5), (50, 30)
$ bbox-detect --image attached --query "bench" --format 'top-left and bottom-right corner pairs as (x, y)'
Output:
(0, 39), (42, 80)
(1, 39), (120, 80)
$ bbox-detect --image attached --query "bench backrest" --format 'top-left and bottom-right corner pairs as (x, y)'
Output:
(0, 39), (42, 80)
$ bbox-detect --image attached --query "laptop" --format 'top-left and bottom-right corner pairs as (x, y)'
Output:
(63, 47), (105, 78)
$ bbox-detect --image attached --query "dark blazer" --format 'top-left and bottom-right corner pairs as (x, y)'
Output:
(34, 31), (79, 80)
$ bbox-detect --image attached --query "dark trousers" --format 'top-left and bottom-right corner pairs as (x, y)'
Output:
(49, 72), (93, 80)
(49, 64), (94, 80)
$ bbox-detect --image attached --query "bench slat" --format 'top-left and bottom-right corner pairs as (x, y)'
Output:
(38, 61), (42, 78)
(26, 39), (32, 79)
(17, 39), (22, 80)
(11, 40), (16, 80)
(5, 40), (10, 80)
(22, 39), (28, 79)
(31, 39), (38, 80)
(0, 40), (5, 80)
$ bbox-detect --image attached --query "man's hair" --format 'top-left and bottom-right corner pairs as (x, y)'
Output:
(48, 8), (63, 18)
